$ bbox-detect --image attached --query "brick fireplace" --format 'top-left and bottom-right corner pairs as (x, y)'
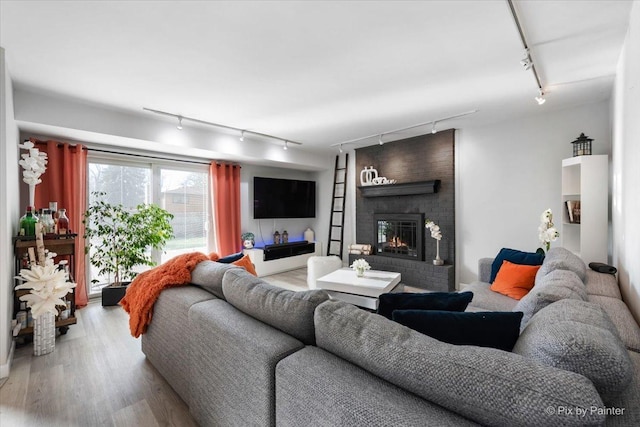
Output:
(352, 129), (455, 291)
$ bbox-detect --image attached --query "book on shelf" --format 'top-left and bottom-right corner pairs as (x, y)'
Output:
(566, 200), (581, 223)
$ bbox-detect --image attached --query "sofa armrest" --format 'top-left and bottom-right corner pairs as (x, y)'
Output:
(478, 258), (494, 283)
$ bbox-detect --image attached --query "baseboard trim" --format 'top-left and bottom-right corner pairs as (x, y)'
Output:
(0, 340), (15, 380)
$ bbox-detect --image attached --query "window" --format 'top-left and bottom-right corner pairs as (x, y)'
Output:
(87, 155), (210, 296)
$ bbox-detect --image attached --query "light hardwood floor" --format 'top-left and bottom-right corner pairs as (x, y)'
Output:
(0, 268), (311, 427)
(0, 267), (421, 426)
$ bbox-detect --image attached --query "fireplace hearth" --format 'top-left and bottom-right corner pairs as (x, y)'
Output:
(374, 213), (424, 261)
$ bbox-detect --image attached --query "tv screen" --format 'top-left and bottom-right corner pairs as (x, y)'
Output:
(253, 177), (316, 219)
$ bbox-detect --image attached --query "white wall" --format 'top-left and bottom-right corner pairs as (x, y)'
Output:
(0, 47), (20, 378)
(612, 2), (640, 324)
(456, 101), (611, 285)
(239, 164), (333, 251)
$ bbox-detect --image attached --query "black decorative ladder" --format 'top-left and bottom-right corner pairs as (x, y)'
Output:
(327, 153), (348, 257)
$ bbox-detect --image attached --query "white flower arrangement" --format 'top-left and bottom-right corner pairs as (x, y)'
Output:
(425, 219), (442, 240)
(538, 208), (559, 252)
(15, 251), (76, 318)
(350, 258), (371, 271)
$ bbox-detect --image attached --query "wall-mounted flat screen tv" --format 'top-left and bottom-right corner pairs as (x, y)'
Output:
(253, 177), (316, 219)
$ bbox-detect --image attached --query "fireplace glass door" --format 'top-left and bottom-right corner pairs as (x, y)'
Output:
(374, 214), (423, 260)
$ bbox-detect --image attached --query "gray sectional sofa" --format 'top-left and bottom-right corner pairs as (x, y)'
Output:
(141, 247), (640, 426)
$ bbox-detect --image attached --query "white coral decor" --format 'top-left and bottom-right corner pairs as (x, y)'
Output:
(15, 253), (76, 318)
(538, 208), (559, 252)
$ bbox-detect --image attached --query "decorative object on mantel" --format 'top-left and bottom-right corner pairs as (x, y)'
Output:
(425, 219), (444, 266)
(537, 208), (559, 252)
(360, 166), (379, 186)
(372, 177), (397, 185)
(350, 258), (371, 277)
(15, 224), (76, 356)
(18, 140), (48, 208)
(241, 232), (255, 249)
(349, 244), (372, 255)
(571, 133), (593, 156)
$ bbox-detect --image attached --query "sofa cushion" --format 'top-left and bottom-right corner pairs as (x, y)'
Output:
(217, 251), (245, 263)
(605, 351), (640, 425)
(584, 269), (622, 299)
(232, 254), (257, 276)
(514, 269), (587, 328)
(464, 282), (519, 312)
(490, 261), (540, 300)
(513, 299), (633, 400)
(377, 291), (473, 320)
(536, 247), (587, 282)
(222, 268), (329, 345)
(391, 310), (523, 351)
(588, 295), (640, 353)
(190, 260), (241, 299)
(314, 300), (605, 427)
(489, 248), (544, 283)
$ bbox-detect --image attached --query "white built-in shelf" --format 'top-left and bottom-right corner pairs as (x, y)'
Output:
(561, 155), (608, 264)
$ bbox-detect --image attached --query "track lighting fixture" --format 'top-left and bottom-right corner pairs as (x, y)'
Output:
(283, 141), (289, 151)
(509, 0), (546, 106)
(339, 144), (343, 153)
(143, 107), (303, 147)
(330, 110), (478, 150)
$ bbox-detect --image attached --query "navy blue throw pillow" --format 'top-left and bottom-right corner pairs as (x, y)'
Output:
(391, 310), (524, 352)
(489, 248), (544, 283)
(217, 252), (245, 264)
(377, 292), (473, 320)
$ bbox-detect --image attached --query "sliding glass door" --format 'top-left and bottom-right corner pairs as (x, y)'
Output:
(87, 155), (210, 297)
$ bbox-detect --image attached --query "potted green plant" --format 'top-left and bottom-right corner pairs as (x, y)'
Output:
(83, 192), (174, 306)
(241, 232), (255, 249)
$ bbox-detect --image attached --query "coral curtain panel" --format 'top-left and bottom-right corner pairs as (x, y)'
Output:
(209, 162), (241, 256)
(32, 139), (89, 307)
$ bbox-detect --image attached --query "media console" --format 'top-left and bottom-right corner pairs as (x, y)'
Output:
(244, 241), (322, 277)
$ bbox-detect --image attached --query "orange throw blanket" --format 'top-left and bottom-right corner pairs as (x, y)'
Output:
(120, 252), (216, 337)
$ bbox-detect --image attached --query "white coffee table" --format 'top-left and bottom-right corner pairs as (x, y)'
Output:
(315, 268), (403, 310)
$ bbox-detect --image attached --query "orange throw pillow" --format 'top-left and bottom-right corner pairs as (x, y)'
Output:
(232, 254), (258, 276)
(490, 260), (540, 300)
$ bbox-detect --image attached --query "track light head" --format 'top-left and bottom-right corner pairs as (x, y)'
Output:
(535, 89), (546, 105)
(177, 116), (183, 130)
(339, 144), (343, 153)
(431, 122), (437, 134)
(283, 141), (289, 150)
(240, 130), (245, 142)
(520, 57), (532, 70)
(379, 135), (384, 145)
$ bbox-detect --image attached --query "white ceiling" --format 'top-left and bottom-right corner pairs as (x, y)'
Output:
(0, 0), (633, 151)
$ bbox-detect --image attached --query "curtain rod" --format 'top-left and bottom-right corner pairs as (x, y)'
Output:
(89, 148), (212, 165)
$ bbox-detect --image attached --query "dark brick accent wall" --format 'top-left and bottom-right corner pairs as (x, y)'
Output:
(354, 129), (455, 291)
(348, 254), (454, 292)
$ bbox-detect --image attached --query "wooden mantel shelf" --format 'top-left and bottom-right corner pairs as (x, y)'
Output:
(358, 180), (441, 197)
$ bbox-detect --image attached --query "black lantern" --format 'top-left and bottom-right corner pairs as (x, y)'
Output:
(571, 133), (593, 157)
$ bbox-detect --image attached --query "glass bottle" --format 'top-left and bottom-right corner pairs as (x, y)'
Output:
(41, 209), (55, 235)
(19, 206), (38, 236)
(57, 209), (70, 235)
(282, 230), (289, 243)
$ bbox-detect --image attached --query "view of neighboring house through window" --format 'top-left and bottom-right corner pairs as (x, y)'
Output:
(87, 156), (210, 297)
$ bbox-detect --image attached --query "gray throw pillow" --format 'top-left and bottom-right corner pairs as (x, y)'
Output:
(514, 299), (633, 401)
(222, 268), (329, 345)
(536, 247), (587, 282)
(514, 269), (587, 328)
(314, 300), (605, 426)
(190, 261), (240, 299)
